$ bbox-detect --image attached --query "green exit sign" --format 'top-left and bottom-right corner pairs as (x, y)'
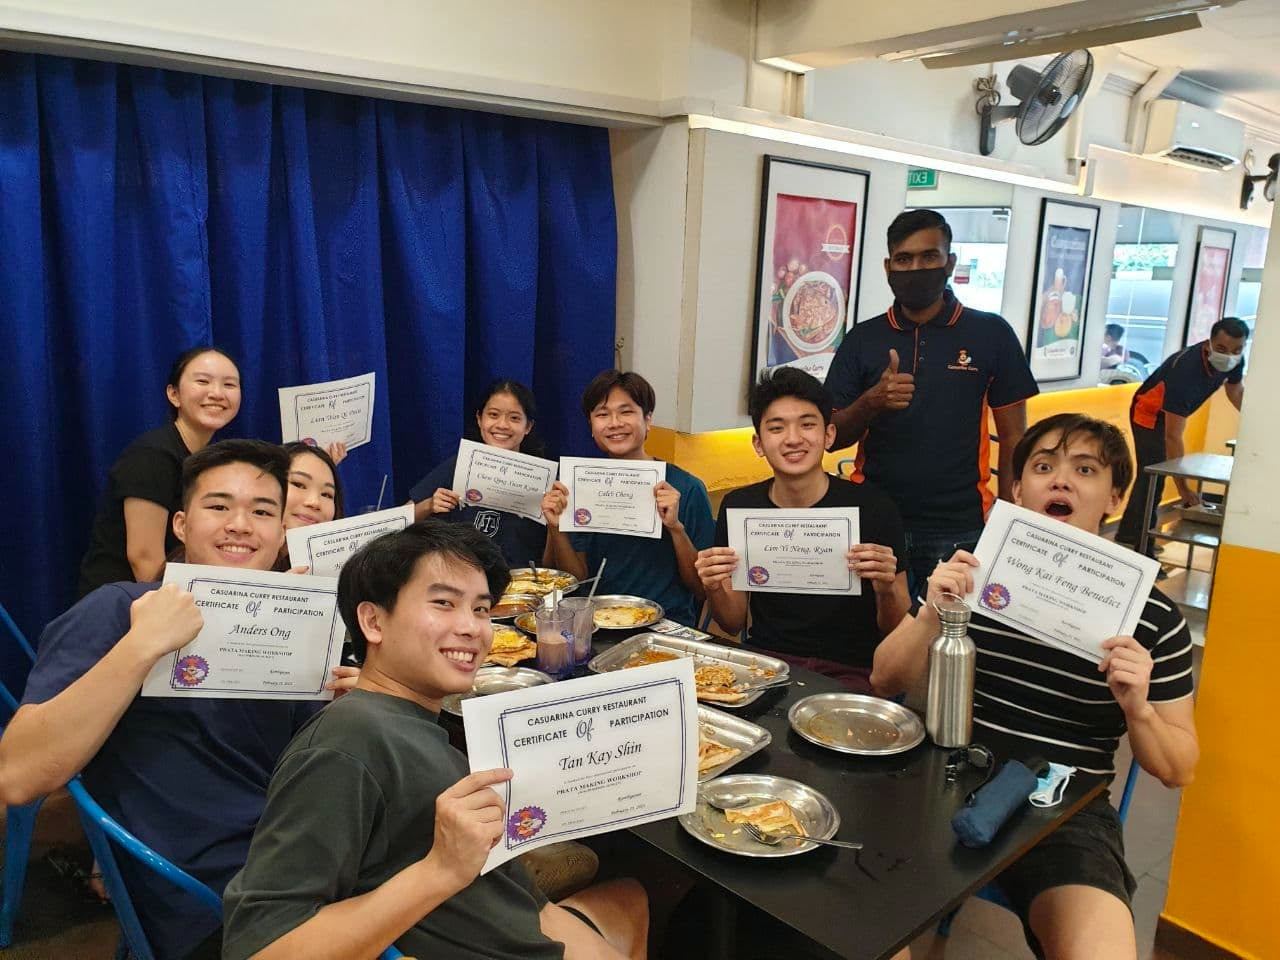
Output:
(907, 168), (939, 190)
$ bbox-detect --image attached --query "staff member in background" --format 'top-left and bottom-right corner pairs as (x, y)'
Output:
(1117, 317), (1247, 558)
(408, 379), (555, 567)
(78, 347), (242, 597)
(542, 370), (714, 626)
(825, 209), (1039, 595)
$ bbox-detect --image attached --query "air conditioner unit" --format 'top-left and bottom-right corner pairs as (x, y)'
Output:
(1142, 99), (1243, 171)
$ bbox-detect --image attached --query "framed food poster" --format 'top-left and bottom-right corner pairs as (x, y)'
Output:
(1026, 199), (1100, 383)
(751, 156), (870, 383)
(1183, 227), (1235, 347)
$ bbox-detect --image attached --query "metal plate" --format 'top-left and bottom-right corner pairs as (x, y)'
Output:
(502, 568), (580, 598)
(697, 706), (771, 783)
(587, 595), (664, 630)
(440, 666), (554, 718)
(491, 593), (541, 622)
(678, 774), (840, 858)
(787, 693), (925, 756)
(587, 634), (788, 710)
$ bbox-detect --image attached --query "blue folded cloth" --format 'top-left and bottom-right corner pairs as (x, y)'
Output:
(951, 760), (1038, 848)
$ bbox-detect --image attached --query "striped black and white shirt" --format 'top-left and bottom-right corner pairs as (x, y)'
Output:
(970, 586), (1194, 776)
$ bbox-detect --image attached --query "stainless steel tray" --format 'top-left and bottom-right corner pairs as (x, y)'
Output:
(588, 594), (664, 630)
(440, 666), (553, 717)
(787, 693), (925, 756)
(587, 634), (788, 709)
(679, 774), (840, 858)
(503, 567), (580, 598)
(698, 706), (771, 782)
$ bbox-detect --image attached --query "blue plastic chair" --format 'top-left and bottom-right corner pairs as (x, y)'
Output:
(936, 756), (1141, 937)
(68, 777), (407, 960)
(0, 603), (36, 663)
(0, 676), (43, 949)
(67, 777), (221, 960)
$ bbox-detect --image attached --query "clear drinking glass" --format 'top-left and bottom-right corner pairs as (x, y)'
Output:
(534, 606), (575, 680)
(558, 597), (595, 664)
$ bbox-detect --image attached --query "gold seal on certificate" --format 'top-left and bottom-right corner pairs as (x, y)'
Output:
(968, 501), (1160, 661)
(558, 456), (665, 539)
(286, 504), (415, 579)
(278, 372), (376, 451)
(462, 658), (698, 873)
(726, 507), (861, 596)
(140, 564), (346, 700)
(451, 439), (557, 523)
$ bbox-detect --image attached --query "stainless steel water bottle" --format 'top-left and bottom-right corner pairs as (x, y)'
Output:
(925, 593), (976, 748)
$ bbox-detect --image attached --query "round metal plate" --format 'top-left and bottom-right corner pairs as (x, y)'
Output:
(503, 568), (580, 598)
(589, 595), (664, 630)
(491, 593), (541, 621)
(787, 693), (926, 756)
(678, 774), (840, 858)
(440, 666), (554, 718)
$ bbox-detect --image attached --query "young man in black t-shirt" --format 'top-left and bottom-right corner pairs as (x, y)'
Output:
(223, 522), (648, 960)
(694, 368), (910, 690)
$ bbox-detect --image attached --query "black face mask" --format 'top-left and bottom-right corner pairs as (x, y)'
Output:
(888, 267), (949, 311)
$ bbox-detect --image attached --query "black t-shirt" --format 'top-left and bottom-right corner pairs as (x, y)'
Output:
(222, 689), (560, 960)
(408, 454), (549, 567)
(79, 423), (191, 597)
(714, 475), (906, 667)
(1130, 340), (1244, 432)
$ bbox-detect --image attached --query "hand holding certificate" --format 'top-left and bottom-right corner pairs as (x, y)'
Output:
(462, 658), (698, 873)
(286, 504), (415, 579)
(278, 372), (376, 451)
(967, 501), (1160, 662)
(140, 564), (345, 700)
(725, 507), (861, 595)
(558, 457), (666, 539)
(451, 440), (557, 524)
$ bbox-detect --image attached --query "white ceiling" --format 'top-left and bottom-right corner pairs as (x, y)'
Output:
(1115, 0), (1280, 119)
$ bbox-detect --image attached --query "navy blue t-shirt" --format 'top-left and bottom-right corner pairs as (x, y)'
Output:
(22, 582), (322, 959)
(568, 462), (714, 626)
(825, 291), (1039, 533)
(1130, 340), (1244, 432)
(408, 455), (549, 567)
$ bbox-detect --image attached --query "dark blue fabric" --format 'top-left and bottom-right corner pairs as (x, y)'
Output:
(408, 455), (550, 567)
(568, 463), (715, 626)
(22, 582), (322, 959)
(951, 760), (1039, 849)
(0, 52), (616, 693)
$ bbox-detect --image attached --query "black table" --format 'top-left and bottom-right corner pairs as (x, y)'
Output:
(456, 631), (1104, 960)
(628, 667), (1103, 960)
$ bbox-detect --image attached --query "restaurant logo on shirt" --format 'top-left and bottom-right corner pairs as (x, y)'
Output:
(948, 348), (979, 372)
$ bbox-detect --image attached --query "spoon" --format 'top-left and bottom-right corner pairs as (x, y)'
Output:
(698, 790), (760, 812)
(742, 823), (864, 851)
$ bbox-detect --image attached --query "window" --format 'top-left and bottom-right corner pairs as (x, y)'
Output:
(1234, 227), (1268, 369)
(1100, 206), (1182, 386)
(930, 207), (1011, 314)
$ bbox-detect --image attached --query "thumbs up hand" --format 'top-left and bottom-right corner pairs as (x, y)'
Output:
(871, 348), (915, 412)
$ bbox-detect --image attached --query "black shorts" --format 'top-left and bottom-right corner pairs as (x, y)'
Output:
(992, 793), (1137, 958)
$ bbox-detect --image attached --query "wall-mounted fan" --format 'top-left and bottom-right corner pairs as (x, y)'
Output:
(976, 49), (1094, 156)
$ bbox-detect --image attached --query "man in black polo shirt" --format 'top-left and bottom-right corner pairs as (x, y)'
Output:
(826, 209), (1038, 594)
(694, 368), (909, 691)
(1117, 316), (1247, 558)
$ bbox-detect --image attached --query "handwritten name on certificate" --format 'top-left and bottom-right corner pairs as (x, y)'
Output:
(140, 564), (345, 700)
(726, 507), (861, 596)
(278, 372), (376, 450)
(968, 501), (1160, 662)
(463, 658), (697, 873)
(558, 457), (665, 539)
(286, 504), (415, 579)
(452, 440), (557, 524)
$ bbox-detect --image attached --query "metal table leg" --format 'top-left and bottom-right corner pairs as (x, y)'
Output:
(1138, 467), (1159, 558)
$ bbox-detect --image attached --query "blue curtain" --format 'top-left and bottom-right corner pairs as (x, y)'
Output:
(0, 52), (616, 692)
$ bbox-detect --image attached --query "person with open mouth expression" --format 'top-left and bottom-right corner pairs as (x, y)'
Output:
(873, 414), (1198, 960)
